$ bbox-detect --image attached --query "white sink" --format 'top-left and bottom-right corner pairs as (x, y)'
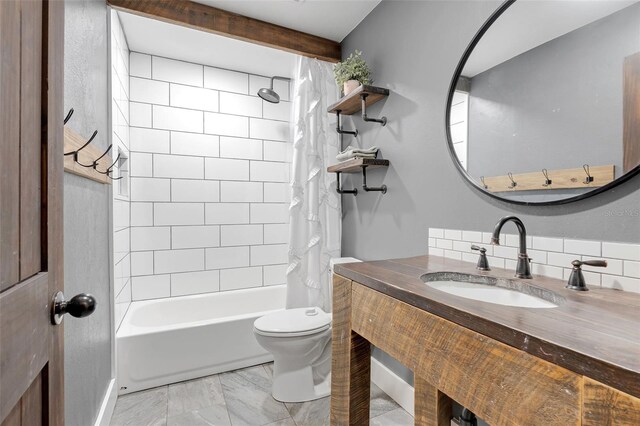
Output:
(425, 279), (559, 309)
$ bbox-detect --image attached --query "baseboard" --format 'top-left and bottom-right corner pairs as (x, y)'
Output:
(370, 357), (414, 416)
(94, 378), (118, 426)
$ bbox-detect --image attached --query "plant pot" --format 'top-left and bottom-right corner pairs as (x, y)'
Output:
(343, 80), (360, 95)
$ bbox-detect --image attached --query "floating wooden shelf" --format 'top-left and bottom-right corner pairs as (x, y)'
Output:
(327, 158), (390, 173)
(481, 165), (614, 193)
(328, 85), (389, 115)
(63, 127), (112, 184)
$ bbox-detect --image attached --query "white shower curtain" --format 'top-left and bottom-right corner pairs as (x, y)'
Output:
(286, 56), (341, 312)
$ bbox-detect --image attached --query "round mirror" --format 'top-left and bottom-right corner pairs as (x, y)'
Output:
(447, 0), (640, 205)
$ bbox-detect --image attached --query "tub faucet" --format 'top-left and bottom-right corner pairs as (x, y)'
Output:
(491, 215), (532, 279)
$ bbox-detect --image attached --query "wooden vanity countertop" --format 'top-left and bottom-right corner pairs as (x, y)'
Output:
(334, 255), (640, 398)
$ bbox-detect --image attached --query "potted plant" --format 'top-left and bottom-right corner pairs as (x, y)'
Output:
(333, 50), (371, 95)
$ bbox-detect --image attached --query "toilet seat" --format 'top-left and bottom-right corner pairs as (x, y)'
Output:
(254, 307), (331, 338)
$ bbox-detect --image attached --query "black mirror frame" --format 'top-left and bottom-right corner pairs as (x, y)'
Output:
(445, 0), (640, 206)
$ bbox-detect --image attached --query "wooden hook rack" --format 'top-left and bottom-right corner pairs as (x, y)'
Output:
(63, 127), (112, 184)
(481, 165), (615, 193)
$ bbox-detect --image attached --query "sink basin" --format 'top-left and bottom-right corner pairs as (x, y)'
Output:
(421, 272), (561, 309)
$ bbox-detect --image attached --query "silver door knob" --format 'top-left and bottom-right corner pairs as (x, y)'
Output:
(51, 291), (97, 325)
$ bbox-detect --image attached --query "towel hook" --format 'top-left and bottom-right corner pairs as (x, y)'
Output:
(507, 172), (517, 189)
(64, 130), (99, 167)
(583, 164), (594, 184)
(480, 176), (488, 189)
(96, 152), (120, 175)
(63, 108), (74, 125)
(542, 169), (552, 187)
(92, 144), (113, 171)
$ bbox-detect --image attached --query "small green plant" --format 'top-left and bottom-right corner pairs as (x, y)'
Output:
(333, 50), (371, 87)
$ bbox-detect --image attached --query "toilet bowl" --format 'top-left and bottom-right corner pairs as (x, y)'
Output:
(254, 307), (332, 402)
(253, 257), (361, 402)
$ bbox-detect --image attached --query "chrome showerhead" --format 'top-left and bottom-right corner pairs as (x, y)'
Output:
(257, 75), (291, 104)
(258, 87), (280, 103)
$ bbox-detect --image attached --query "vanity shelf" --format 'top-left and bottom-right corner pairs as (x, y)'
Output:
(328, 158), (389, 195)
(328, 85), (389, 115)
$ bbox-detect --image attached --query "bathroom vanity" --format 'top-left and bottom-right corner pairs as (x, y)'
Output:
(330, 256), (640, 425)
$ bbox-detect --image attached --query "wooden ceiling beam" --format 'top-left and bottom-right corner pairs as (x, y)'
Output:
(107, 0), (342, 63)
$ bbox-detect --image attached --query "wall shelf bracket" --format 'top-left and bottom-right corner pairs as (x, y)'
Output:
(361, 93), (387, 126)
(336, 172), (358, 195)
(335, 110), (358, 137)
(362, 166), (387, 193)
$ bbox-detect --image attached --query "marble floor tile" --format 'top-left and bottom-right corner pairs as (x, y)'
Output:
(370, 383), (401, 418)
(111, 386), (168, 426)
(168, 375), (227, 417)
(219, 365), (291, 426)
(263, 418), (297, 426)
(370, 407), (414, 426)
(167, 405), (232, 426)
(111, 363), (411, 426)
(262, 363), (274, 378)
(285, 396), (330, 426)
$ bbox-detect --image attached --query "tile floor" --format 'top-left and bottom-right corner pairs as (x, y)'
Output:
(110, 363), (413, 426)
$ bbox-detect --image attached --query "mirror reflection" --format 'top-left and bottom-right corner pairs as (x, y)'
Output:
(449, 0), (640, 203)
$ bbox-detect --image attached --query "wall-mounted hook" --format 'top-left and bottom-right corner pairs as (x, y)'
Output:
(360, 93), (387, 126)
(335, 110), (358, 137)
(583, 164), (594, 184)
(361, 166), (387, 193)
(105, 155), (124, 180)
(336, 172), (357, 195)
(64, 130), (98, 167)
(96, 150), (118, 175)
(507, 172), (517, 189)
(63, 108), (74, 125)
(480, 176), (488, 189)
(542, 169), (552, 187)
(92, 144), (113, 172)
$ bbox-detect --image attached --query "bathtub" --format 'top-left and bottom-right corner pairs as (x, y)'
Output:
(117, 285), (286, 394)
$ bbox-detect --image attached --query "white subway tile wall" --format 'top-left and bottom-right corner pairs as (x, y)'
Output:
(111, 12), (131, 330)
(129, 52), (292, 300)
(428, 228), (640, 294)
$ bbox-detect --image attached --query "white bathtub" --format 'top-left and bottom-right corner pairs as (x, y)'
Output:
(117, 285), (286, 394)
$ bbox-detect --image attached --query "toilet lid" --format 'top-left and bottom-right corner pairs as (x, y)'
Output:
(254, 307), (331, 336)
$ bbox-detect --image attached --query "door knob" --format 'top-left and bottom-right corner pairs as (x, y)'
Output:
(51, 291), (97, 325)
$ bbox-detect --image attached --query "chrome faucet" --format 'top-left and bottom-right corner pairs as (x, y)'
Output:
(491, 216), (532, 279)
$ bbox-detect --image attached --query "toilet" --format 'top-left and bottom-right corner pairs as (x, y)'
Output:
(253, 257), (361, 402)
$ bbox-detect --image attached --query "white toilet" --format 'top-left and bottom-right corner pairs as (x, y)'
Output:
(253, 257), (361, 403)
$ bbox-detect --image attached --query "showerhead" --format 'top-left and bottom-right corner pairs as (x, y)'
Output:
(258, 87), (280, 104)
(257, 75), (291, 104)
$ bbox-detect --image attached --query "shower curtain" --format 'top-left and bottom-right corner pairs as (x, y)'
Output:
(286, 56), (341, 312)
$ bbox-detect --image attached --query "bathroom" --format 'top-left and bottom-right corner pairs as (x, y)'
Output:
(1, 0), (639, 425)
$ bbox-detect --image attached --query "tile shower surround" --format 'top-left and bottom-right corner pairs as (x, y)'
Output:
(429, 228), (640, 293)
(128, 52), (293, 301)
(111, 12), (131, 330)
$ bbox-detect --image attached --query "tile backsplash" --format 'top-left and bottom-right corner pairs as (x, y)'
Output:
(128, 52), (292, 301)
(428, 228), (640, 293)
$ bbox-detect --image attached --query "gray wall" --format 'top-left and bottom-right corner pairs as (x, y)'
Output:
(468, 3), (640, 185)
(341, 0), (640, 386)
(64, 0), (112, 424)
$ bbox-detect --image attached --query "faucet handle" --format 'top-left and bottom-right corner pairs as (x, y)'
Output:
(575, 259), (607, 268)
(471, 245), (490, 271)
(567, 259), (607, 291)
